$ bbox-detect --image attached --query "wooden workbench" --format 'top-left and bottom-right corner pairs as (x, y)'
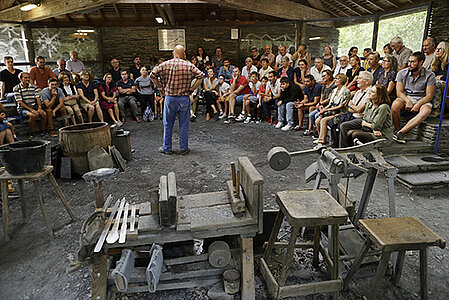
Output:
(92, 157), (263, 300)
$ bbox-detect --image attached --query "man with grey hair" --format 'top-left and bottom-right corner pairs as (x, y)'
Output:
(66, 51), (86, 76)
(274, 46), (292, 71)
(53, 59), (74, 83)
(333, 55), (351, 76)
(349, 71), (373, 119)
(367, 52), (384, 84)
(390, 36), (413, 71)
(310, 57), (331, 83)
(422, 37), (436, 70)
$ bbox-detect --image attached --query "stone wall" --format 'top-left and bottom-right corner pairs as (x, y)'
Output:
(429, 1), (449, 43)
(100, 26), (239, 73)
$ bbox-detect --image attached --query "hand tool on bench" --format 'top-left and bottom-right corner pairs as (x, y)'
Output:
(130, 203), (136, 232)
(94, 199), (120, 253)
(107, 198), (126, 244)
(119, 202), (129, 244)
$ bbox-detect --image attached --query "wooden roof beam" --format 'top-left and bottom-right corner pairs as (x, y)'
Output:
(333, 0), (362, 16)
(321, 0), (351, 17)
(345, 0), (373, 15)
(0, 0), (116, 22)
(203, 0), (330, 21)
(163, 4), (176, 26)
(383, 0), (400, 8)
(112, 3), (122, 20)
(98, 8), (106, 21)
(364, 0), (387, 11)
(155, 4), (170, 25)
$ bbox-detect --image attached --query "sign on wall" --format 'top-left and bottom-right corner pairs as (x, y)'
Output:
(158, 29), (186, 51)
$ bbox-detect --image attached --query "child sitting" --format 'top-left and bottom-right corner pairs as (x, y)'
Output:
(0, 110), (14, 146)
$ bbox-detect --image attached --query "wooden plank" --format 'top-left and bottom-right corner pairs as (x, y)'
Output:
(189, 204), (254, 231)
(1, 181), (10, 241)
(130, 204), (136, 232)
(279, 279), (342, 298)
(139, 202), (152, 215)
(92, 254), (108, 300)
(176, 196), (191, 231)
(240, 237), (255, 300)
(164, 253), (208, 266)
(226, 180), (246, 215)
(359, 218), (446, 252)
(137, 215), (161, 233)
(182, 191), (230, 208)
(167, 172), (177, 226)
(276, 190), (348, 227)
(259, 258), (279, 298)
(0, 165), (52, 180)
(158, 175), (169, 226)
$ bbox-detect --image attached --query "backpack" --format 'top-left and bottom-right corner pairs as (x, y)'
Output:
(143, 105), (153, 122)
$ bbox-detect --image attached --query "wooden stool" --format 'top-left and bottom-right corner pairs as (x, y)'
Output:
(1, 165), (76, 241)
(260, 189), (348, 299)
(343, 217), (446, 300)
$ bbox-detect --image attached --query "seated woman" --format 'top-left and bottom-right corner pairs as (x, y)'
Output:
(293, 59), (309, 90)
(346, 55), (364, 93)
(348, 46), (358, 57)
(323, 45), (337, 72)
(59, 73), (83, 125)
(99, 73), (120, 125)
(339, 84), (393, 147)
(0, 109), (14, 146)
(304, 70), (335, 136)
(203, 68), (220, 120)
(76, 70), (104, 123)
(314, 74), (350, 145)
(135, 66), (155, 122)
(376, 54), (398, 101)
(277, 56), (294, 81)
(432, 41), (449, 81)
(383, 44), (394, 56)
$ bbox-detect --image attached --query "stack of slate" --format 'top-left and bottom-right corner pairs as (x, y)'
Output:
(417, 119), (449, 152)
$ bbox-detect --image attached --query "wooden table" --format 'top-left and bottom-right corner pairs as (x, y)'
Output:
(1, 165), (76, 241)
(92, 156), (264, 300)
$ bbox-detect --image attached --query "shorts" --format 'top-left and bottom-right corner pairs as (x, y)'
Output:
(18, 109), (31, 117)
(79, 99), (92, 111)
(219, 95), (230, 102)
(236, 94), (246, 103)
(248, 95), (259, 104)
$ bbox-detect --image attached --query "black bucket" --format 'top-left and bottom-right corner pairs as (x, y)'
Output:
(0, 140), (47, 175)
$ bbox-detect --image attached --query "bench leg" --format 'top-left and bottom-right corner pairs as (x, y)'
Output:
(279, 225), (301, 286)
(1, 181), (10, 241)
(312, 226), (321, 268)
(18, 179), (26, 220)
(241, 237), (255, 300)
(393, 250), (405, 286)
(343, 238), (372, 289)
(33, 180), (54, 237)
(263, 210), (284, 260)
(420, 248), (428, 300)
(47, 173), (76, 221)
(92, 253), (108, 300)
(368, 251), (391, 300)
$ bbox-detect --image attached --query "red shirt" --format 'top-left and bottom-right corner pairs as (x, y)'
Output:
(230, 75), (250, 95)
(29, 66), (56, 89)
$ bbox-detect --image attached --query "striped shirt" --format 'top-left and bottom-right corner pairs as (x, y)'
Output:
(151, 58), (205, 96)
(13, 83), (40, 111)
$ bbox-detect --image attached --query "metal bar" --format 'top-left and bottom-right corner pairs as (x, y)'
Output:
(354, 168), (378, 226)
(434, 58), (449, 154)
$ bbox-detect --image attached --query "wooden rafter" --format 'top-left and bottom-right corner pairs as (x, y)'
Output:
(98, 8), (106, 21)
(345, 0), (373, 15)
(163, 4), (176, 26)
(112, 3), (122, 20)
(383, 0), (400, 8)
(364, 0), (387, 11)
(306, 0), (326, 11)
(65, 13), (73, 21)
(321, 0), (351, 17)
(132, 4), (138, 16)
(333, 0), (362, 16)
(83, 14), (90, 22)
(155, 4), (169, 25)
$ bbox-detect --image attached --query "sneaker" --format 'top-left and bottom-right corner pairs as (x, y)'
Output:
(267, 116), (272, 125)
(255, 119), (261, 124)
(353, 138), (363, 146)
(228, 113), (236, 123)
(275, 122), (283, 129)
(219, 112), (227, 119)
(293, 125), (303, 131)
(393, 132), (406, 144)
(190, 114), (197, 122)
(274, 119), (278, 126)
(49, 130), (57, 137)
(303, 129), (313, 136)
(115, 120), (123, 127)
(158, 146), (174, 155)
(313, 139), (323, 144)
(148, 114), (155, 122)
(179, 148), (190, 156)
(244, 116), (251, 124)
(236, 113), (246, 122)
(281, 124), (293, 131)
(224, 117), (230, 124)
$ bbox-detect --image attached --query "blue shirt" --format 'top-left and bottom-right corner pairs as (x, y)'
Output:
(218, 65), (235, 82)
(40, 87), (64, 108)
(116, 79), (136, 96)
(304, 83), (322, 103)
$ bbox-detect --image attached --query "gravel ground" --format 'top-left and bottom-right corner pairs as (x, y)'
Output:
(0, 115), (448, 300)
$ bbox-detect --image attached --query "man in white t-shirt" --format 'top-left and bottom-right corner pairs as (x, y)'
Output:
(333, 55), (352, 77)
(310, 57), (331, 83)
(274, 46), (292, 71)
(242, 57), (258, 79)
(218, 74), (231, 119)
(422, 37), (436, 70)
(262, 71), (281, 125)
(259, 58), (273, 79)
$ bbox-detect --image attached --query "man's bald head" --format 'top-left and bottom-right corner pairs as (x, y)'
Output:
(173, 45), (185, 58)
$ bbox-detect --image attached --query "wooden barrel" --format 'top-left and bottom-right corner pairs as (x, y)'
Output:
(59, 122), (111, 175)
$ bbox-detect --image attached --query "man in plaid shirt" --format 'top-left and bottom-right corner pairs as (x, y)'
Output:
(150, 45), (204, 155)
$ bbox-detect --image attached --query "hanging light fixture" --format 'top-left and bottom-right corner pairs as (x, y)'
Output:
(20, 1), (40, 12)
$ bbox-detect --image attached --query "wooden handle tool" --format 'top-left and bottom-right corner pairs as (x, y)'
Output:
(94, 199), (120, 253)
(106, 198), (126, 244)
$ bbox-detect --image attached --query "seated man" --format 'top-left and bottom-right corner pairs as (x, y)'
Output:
(225, 67), (250, 123)
(391, 51), (436, 143)
(13, 72), (46, 137)
(53, 59), (74, 84)
(367, 52), (384, 84)
(116, 70), (141, 123)
(66, 51), (86, 76)
(217, 74), (231, 119)
(262, 71), (281, 125)
(0, 56), (22, 106)
(40, 78), (67, 136)
(390, 36), (413, 71)
(218, 59), (234, 83)
(76, 70), (103, 123)
(275, 77), (303, 131)
(295, 75), (321, 130)
(242, 57), (258, 80)
(310, 57), (331, 84)
(29, 56), (56, 91)
(333, 55), (351, 77)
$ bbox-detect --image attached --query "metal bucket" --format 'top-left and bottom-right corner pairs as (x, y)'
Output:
(0, 140), (47, 175)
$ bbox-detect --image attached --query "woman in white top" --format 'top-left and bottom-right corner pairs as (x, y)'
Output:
(203, 68), (219, 120)
(58, 72), (83, 125)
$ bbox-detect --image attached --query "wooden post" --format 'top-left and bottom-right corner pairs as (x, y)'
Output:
(368, 251), (391, 300)
(1, 180), (10, 241)
(92, 253), (108, 300)
(236, 170), (240, 198)
(33, 180), (53, 237)
(279, 225), (300, 286)
(93, 181), (104, 209)
(240, 237), (255, 300)
(18, 179), (26, 220)
(312, 226), (321, 268)
(264, 211), (284, 260)
(231, 162), (236, 187)
(47, 172), (76, 220)
(420, 248), (428, 300)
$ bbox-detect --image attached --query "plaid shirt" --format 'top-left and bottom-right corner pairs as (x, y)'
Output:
(151, 58), (205, 96)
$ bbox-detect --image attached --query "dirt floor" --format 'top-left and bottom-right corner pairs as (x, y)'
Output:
(0, 115), (448, 300)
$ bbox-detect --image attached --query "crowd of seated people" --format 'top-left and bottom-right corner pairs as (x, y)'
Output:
(0, 35), (448, 146)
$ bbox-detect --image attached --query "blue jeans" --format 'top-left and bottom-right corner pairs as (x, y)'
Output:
(163, 95), (190, 151)
(277, 102), (295, 126)
(262, 99), (279, 119)
(2, 93), (15, 103)
(309, 109), (320, 129)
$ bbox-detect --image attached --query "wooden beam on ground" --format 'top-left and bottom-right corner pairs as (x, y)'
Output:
(0, 0), (116, 23)
(203, 0), (330, 21)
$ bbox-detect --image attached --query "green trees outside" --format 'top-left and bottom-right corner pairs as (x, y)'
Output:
(337, 9), (427, 57)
